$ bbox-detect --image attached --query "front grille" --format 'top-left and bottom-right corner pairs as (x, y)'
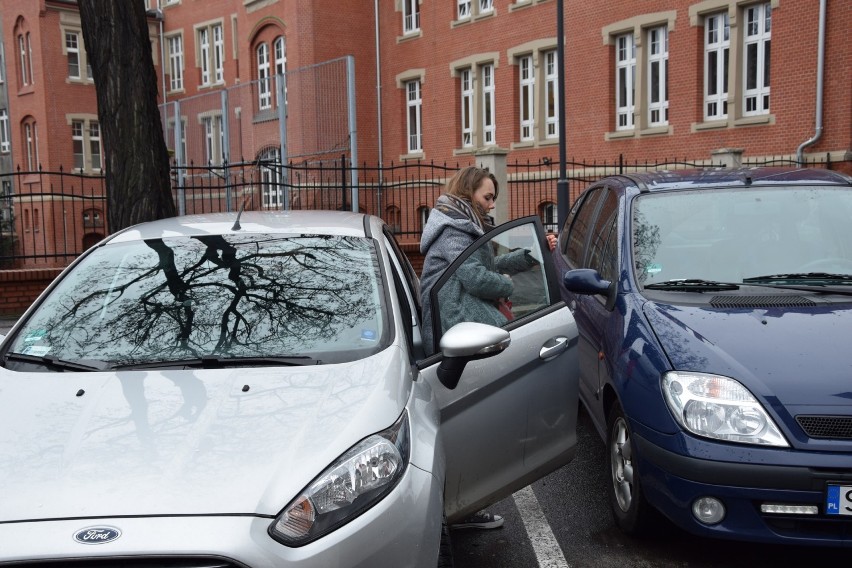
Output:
(797, 415), (852, 440)
(710, 295), (816, 308)
(0, 558), (243, 568)
(763, 515), (852, 540)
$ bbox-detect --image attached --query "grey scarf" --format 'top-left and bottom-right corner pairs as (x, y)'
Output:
(434, 194), (495, 232)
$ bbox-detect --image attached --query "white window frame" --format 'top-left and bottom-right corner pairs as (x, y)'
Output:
(259, 147), (283, 208)
(70, 117), (102, 173)
(479, 0), (494, 15)
(743, 2), (771, 116)
(543, 50), (558, 139)
(647, 26), (668, 127)
(198, 28), (210, 85)
(18, 34), (29, 86)
(615, 33), (635, 131)
(167, 34), (184, 92)
(24, 121), (38, 171)
(197, 23), (224, 87)
(704, 11), (729, 121)
(482, 63), (496, 145)
(0, 109), (10, 154)
(201, 114), (225, 166)
(274, 36), (286, 107)
(458, 0), (471, 20)
(66, 32), (81, 79)
(460, 68), (473, 148)
(519, 55), (535, 141)
(0, 41), (5, 84)
(257, 43), (272, 110)
(403, 0), (420, 34)
(406, 80), (422, 153)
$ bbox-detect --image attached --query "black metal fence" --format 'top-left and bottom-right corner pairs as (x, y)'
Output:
(2, 153), (848, 267)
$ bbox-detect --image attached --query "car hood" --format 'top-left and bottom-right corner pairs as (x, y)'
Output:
(0, 347), (411, 522)
(643, 300), (852, 409)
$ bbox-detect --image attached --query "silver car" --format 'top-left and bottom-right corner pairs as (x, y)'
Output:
(0, 210), (579, 567)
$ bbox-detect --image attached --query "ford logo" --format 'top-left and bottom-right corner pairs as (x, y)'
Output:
(73, 526), (122, 545)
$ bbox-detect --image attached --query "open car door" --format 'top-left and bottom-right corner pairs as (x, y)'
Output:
(418, 216), (580, 522)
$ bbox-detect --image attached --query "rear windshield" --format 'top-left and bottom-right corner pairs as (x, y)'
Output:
(4, 234), (388, 369)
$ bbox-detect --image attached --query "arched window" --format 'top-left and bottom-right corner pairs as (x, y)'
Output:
(385, 205), (401, 233)
(540, 201), (557, 233)
(418, 206), (431, 230)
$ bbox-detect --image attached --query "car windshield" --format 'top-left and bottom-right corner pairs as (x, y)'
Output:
(632, 185), (852, 286)
(4, 233), (388, 369)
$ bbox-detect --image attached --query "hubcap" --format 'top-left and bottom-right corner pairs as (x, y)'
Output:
(610, 416), (634, 513)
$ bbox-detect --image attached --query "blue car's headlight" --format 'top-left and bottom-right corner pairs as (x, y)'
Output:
(269, 410), (410, 546)
(662, 372), (788, 447)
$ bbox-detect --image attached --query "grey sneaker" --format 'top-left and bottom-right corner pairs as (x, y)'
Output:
(451, 509), (504, 530)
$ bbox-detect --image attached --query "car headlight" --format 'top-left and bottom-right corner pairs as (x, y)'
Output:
(269, 410), (410, 546)
(662, 371), (788, 447)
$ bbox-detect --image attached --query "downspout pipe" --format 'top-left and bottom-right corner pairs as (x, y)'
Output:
(796, 0), (826, 166)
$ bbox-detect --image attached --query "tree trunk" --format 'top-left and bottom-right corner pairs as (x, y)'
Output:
(78, 1), (176, 232)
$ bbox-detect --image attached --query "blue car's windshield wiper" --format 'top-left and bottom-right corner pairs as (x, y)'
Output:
(644, 279), (740, 292)
(4, 352), (108, 372)
(111, 355), (321, 370)
(743, 272), (852, 285)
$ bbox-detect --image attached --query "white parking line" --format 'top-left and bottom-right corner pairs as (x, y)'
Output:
(513, 485), (571, 568)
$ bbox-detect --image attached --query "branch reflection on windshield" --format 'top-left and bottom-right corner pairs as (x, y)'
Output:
(6, 234), (387, 369)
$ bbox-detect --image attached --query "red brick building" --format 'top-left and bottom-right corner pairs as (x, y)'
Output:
(0, 0), (849, 278)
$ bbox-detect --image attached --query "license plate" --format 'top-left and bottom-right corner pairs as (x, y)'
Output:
(826, 485), (852, 516)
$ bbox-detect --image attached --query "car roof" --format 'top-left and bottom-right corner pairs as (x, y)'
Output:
(106, 210), (375, 244)
(610, 167), (852, 193)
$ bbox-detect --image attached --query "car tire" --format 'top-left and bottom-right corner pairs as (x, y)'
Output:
(437, 514), (454, 567)
(606, 401), (655, 535)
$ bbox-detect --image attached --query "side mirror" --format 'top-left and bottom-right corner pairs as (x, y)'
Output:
(436, 322), (510, 390)
(563, 268), (617, 311)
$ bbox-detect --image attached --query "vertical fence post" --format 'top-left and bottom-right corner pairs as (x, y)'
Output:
(346, 55), (359, 212)
(276, 71), (289, 210)
(341, 155), (348, 211)
(174, 100), (186, 216)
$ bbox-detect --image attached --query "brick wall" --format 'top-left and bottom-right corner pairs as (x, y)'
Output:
(0, 268), (62, 316)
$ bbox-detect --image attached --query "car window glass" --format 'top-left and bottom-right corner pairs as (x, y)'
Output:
(433, 221), (550, 347)
(587, 190), (619, 280)
(632, 185), (852, 285)
(4, 234), (389, 368)
(564, 188), (603, 266)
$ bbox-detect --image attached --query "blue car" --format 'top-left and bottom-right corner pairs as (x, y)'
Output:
(555, 167), (852, 547)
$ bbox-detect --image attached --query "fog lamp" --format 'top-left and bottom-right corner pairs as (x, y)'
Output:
(760, 503), (818, 515)
(692, 497), (725, 525)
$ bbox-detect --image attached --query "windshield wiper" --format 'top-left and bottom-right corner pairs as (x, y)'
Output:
(4, 352), (108, 372)
(743, 272), (852, 285)
(644, 279), (740, 292)
(111, 354), (321, 370)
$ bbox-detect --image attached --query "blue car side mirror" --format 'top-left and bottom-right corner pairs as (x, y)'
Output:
(563, 268), (611, 295)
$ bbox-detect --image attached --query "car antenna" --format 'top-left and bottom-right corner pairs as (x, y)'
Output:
(231, 200), (247, 231)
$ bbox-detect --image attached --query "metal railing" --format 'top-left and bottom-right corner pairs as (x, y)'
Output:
(2, 153), (848, 267)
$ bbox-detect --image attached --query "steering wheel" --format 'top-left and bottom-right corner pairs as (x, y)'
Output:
(796, 257), (852, 273)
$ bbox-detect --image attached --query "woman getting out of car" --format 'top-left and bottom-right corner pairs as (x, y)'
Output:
(418, 165), (554, 530)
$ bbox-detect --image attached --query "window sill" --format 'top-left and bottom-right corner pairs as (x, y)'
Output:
(638, 125), (672, 137)
(692, 119), (728, 132)
(453, 147), (476, 156)
(397, 31), (422, 44)
(400, 152), (424, 162)
(605, 129), (636, 141)
(510, 141), (535, 150)
(734, 114), (774, 127)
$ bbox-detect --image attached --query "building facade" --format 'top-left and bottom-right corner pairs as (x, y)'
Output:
(0, 0), (850, 270)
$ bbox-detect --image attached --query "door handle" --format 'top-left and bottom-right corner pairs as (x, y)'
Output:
(539, 336), (569, 360)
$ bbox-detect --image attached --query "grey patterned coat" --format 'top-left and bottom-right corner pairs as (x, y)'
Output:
(419, 207), (536, 355)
